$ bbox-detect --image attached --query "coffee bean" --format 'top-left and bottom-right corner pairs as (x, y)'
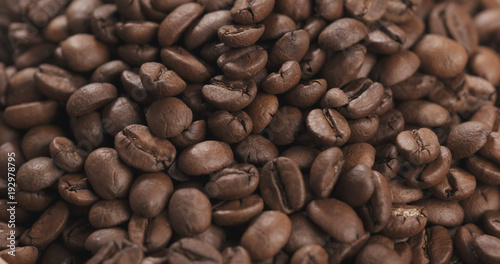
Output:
(90, 60), (130, 83)
(322, 44), (367, 88)
(20, 201), (69, 247)
(381, 204), (428, 239)
(139, 62), (186, 97)
(396, 128), (440, 166)
(218, 24), (266, 48)
(370, 50), (420, 86)
(408, 226), (453, 264)
(319, 18), (367, 51)
(158, 3), (204, 47)
(168, 188), (212, 236)
(34, 64), (87, 101)
(66, 83), (117, 117)
(222, 246), (252, 264)
(129, 173), (173, 218)
(16, 189), (56, 212)
(146, 97), (193, 139)
(469, 46), (500, 84)
(389, 180), (423, 204)
(281, 146), (320, 171)
(269, 30), (310, 67)
(61, 34), (110, 72)
(17, 157), (64, 192)
(0, 246), (38, 264)
(241, 211), (291, 261)
(265, 106), (303, 145)
(399, 146), (452, 189)
(62, 219), (95, 252)
(430, 167), (476, 201)
(58, 173), (100, 207)
(85, 147), (134, 200)
(342, 143), (376, 173)
(306, 108), (351, 147)
(261, 13), (297, 40)
(309, 147), (343, 198)
(334, 165), (376, 207)
(235, 134), (279, 165)
(167, 238), (222, 264)
(307, 198), (365, 244)
(460, 183), (500, 223)
(128, 212), (172, 253)
(205, 163), (259, 200)
(260, 157), (306, 214)
(357, 171), (392, 233)
(90, 4), (120, 44)
(116, 21), (159, 45)
(21, 125), (64, 160)
(355, 244), (405, 264)
(414, 198), (464, 227)
(217, 45), (268, 79)
(87, 239), (143, 264)
(484, 210), (500, 239)
(85, 227), (128, 254)
(471, 234), (500, 263)
(262, 61), (301, 95)
(345, 0), (387, 23)
(231, 0), (275, 24)
(285, 79), (328, 109)
(339, 78), (385, 119)
(368, 108), (405, 145)
(290, 244), (328, 264)
(3, 100), (59, 129)
(212, 194), (264, 226)
(373, 144), (401, 180)
(117, 44), (159, 67)
(202, 75), (258, 112)
(398, 100), (450, 128)
(89, 199), (132, 229)
(178, 140), (233, 176)
(391, 73), (436, 100)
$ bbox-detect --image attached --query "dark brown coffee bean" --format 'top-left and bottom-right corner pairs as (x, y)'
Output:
(469, 105), (500, 133)
(446, 121), (490, 159)
(161, 46), (212, 83)
(430, 167), (476, 201)
(389, 180), (423, 204)
(20, 201), (69, 247)
(314, 0), (343, 21)
(429, 2), (478, 54)
(89, 4), (120, 45)
(265, 106), (303, 146)
(357, 171), (392, 233)
(413, 34), (468, 78)
(342, 143), (376, 173)
(348, 116), (379, 143)
(85, 147), (134, 200)
(334, 165), (376, 207)
(241, 211), (291, 261)
(484, 210), (500, 239)
(158, 3), (204, 47)
(62, 219), (95, 252)
(284, 213), (327, 253)
(370, 50), (420, 86)
(167, 238), (222, 264)
(212, 194), (264, 226)
(90, 60), (130, 83)
(120, 70), (156, 105)
(202, 75), (258, 112)
(469, 46), (500, 84)
(269, 30), (310, 68)
(3, 100), (58, 129)
(146, 97), (193, 139)
(129, 173), (173, 218)
(345, 0), (388, 23)
(318, 18), (367, 51)
(415, 198), (464, 227)
(183, 10), (233, 50)
(280, 146), (319, 172)
(139, 62), (186, 97)
(398, 100), (450, 127)
(261, 13), (297, 40)
(70, 111), (105, 153)
(218, 24), (265, 48)
(207, 110), (252, 144)
(454, 223), (485, 264)
(17, 157), (64, 192)
(16, 188), (56, 212)
(5, 67), (44, 106)
(322, 44), (367, 89)
(89, 199), (132, 229)
(85, 227), (128, 254)
(58, 173), (100, 207)
(320, 88), (349, 109)
(382, 0), (418, 23)
(66, 83), (117, 117)
(178, 140), (233, 176)
(260, 157), (306, 214)
(192, 224), (227, 252)
(355, 244), (405, 264)
(116, 21), (159, 45)
(61, 34), (110, 72)
(102, 97), (145, 136)
(408, 226), (453, 264)
(306, 108), (350, 147)
(460, 183), (500, 223)
(338, 78), (385, 119)
(471, 234), (500, 264)
(396, 128), (440, 166)
(128, 212), (172, 253)
(115, 124), (176, 172)
(117, 44), (159, 67)
(235, 134), (279, 166)
(369, 108), (405, 145)
(0, 246), (38, 264)
(290, 244), (328, 264)
(381, 204), (428, 239)
(373, 144), (401, 180)
(391, 73), (436, 100)
(400, 146), (452, 189)
(244, 92), (279, 133)
(87, 239), (143, 264)
(365, 21), (405, 55)
(169, 120), (207, 149)
(231, 0), (275, 24)
(169, 188), (211, 236)
(285, 79), (327, 109)
(261, 61), (301, 95)
(308, 198), (365, 244)
(34, 63), (87, 101)
(205, 163), (259, 200)
(222, 246), (252, 264)
(20, 125), (64, 160)
(217, 45), (268, 79)
(309, 147), (343, 198)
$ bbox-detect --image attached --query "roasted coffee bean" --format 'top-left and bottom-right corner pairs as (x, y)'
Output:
(342, 143), (376, 173)
(430, 167), (476, 201)
(66, 83), (117, 117)
(3, 100), (58, 129)
(484, 210), (500, 239)
(446, 121), (490, 159)
(318, 18), (367, 51)
(370, 50), (420, 86)
(454, 223), (485, 264)
(408, 226), (454, 264)
(0, 246), (38, 264)
(235, 134), (279, 165)
(321, 44), (366, 88)
(222, 246), (252, 264)
(121, 70), (156, 105)
(90, 60), (130, 83)
(396, 128), (440, 166)
(88, 199), (132, 229)
(355, 243), (404, 264)
(85, 227), (128, 254)
(398, 100), (450, 128)
(241, 211), (291, 261)
(309, 147), (343, 198)
(62, 219), (95, 252)
(399, 146), (452, 189)
(102, 97), (145, 136)
(373, 144), (401, 180)
(285, 79), (327, 109)
(391, 73), (436, 100)
(460, 183), (500, 223)
(414, 198), (464, 227)
(158, 3), (204, 47)
(70, 111), (105, 152)
(307, 198), (365, 244)
(146, 97), (193, 139)
(21, 125), (64, 160)
(281, 146), (320, 171)
(212, 194), (264, 226)
(20, 201), (69, 247)
(338, 78), (385, 119)
(169, 120), (207, 149)
(413, 34), (468, 78)
(207, 110), (252, 144)
(290, 244), (328, 264)
(262, 61), (301, 95)
(115, 124), (176, 172)
(34, 64), (87, 101)
(357, 171), (392, 233)
(117, 44), (159, 67)
(218, 24), (266, 48)
(128, 212), (172, 253)
(89, 4), (120, 44)
(129, 173), (173, 218)
(269, 30), (310, 68)
(345, 0), (387, 23)
(17, 157), (64, 192)
(284, 213), (328, 253)
(261, 13), (297, 40)
(368, 108), (405, 145)
(469, 46), (500, 84)
(50, 137), (83, 172)
(265, 106), (303, 145)
(16, 189), (57, 212)
(58, 173), (100, 207)
(230, 0), (275, 24)
(167, 238), (222, 264)
(85, 147), (134, 200)
(87, 239), (143, 264)
(244, 92), (279, 133)
(139, 62), (186, 97)
(5, 67), (43, 106)
(116, 21), (159, 45)
(260, 157), (306, 214)
(334, 165), (376, 207)
(217, 45), (268, 79)
(202, 75), (258, 112)
(306, 108), (350, 147)
(183, 10), (233, 50)
(389, 180), (423, 204)
(178, 140), (233, 176)
(205, 163), (259, 200)
(168, 188), (212, 236)
(60, 34), (110, 72)
(161, 46), (212, 83)
(381, 204), (428, 239)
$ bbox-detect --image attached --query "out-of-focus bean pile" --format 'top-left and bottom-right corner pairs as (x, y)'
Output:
(1, 0), (500, 263)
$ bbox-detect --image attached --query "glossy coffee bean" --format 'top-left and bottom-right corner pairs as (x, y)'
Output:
(129, 173), (173, 218)
(381, 204), (428, 239)
(128, 212), (172, 253)
(306, 108), (350, 147)
(212, 194), (264, 226)
(66, 83), (117, 117)
(158, 3), (204, 47)
(430, 167), (476, 201)
(218, 24), (266, 48)
(168, 188), (212, 236)
(205, 163), (259, 200)
(58, 173), (100, 207)
(217, 45), (268, 79)
(178, 140), (233, 176)
(139, 62), (186, 97)
(408, 226), (453, 264)
(230, 0), (275, 24)
(88, 199), (132, 229)
(60, 34), (110, 72)
(146, 97), (193, 139)
(17, 157), (64, 192)
(414, 198), (464, 227)
(396, 128), (440, 166)
(446, 121), (490, 159)
(202, 75), (258, 112)
(20, 201), (69, 247)
(318, 18), (367, 51)
(309, 147), (344, 198)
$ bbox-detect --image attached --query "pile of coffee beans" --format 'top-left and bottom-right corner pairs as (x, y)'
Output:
(1, 0), (500, 263)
